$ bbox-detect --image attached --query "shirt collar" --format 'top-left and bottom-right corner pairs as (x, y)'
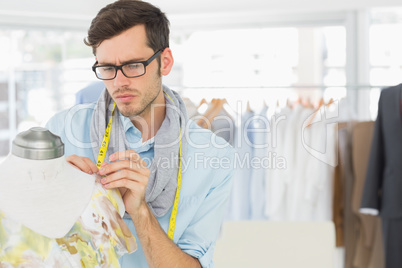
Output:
(119, 112), (141, 136)
(118, 111), (155, 153)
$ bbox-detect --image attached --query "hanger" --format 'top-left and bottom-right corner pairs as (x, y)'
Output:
(221, 98), (237, 120)
(305, 97), (315, 109)
(246, 101), (253, 113)
(317, 97), (325, 109)
(197, 98), (209, 114)
(295, 97), (301, 105)
(206, 99), (225, 123)
(306, 97), (324, 128)
(286, 98), (291, 108)
(203, 98), (219, 118)
(326, 98), (334, 106)
(275, 100), (282, 113)
(197, 98), (223, 129)
(198, 99), (214, 128)
(197, 98), (207, 109)
(263, 99), (268, 109)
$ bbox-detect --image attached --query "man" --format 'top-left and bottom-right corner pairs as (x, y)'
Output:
(46, 0), (234, 267)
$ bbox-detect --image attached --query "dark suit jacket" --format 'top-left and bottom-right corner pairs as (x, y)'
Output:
(354, 122), (384, 268)
(361, 84), (402, 219)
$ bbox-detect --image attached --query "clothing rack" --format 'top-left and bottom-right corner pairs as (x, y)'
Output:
(174, 85), (391, 90)
(177, 84), (393, 121)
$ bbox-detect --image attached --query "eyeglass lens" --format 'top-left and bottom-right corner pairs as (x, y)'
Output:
(95, 63), (145, 80)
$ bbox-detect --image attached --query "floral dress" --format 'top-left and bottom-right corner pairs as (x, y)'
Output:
(0, 180), (137, 267)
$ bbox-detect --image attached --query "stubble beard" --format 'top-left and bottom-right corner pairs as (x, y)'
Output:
(115, 76), (162, 119)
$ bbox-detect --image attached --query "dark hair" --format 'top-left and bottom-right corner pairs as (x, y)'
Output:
(84, 0), (170, 55)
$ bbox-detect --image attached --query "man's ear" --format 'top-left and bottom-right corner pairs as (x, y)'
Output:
(160, 48), (174, 76)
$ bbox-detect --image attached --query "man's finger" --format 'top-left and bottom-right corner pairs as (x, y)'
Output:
(82, 157), (99, 174)
(109, 150), (143, 163)
(66, 155), (98, 174)
(100, 169), (149, 191)
(99, 159), (149, 176)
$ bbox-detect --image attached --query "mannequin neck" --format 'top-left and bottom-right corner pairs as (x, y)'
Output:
(2, 154), (65, 183)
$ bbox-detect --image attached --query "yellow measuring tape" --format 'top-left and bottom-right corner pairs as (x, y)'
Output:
(96, 102), (116, 169)
(164, 91), (182, 241)
(97, 93), (182, 241)
(167, 130), (182, 240)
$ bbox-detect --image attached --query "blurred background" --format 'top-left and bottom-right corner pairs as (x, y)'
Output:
(0, 0), (401, 155)
(0, 1), (401, 267)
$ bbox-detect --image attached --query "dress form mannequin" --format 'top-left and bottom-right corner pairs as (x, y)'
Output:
(0, 127), (136, 267)
(0, 127), (95, 238)
(0, 155), (95, 238)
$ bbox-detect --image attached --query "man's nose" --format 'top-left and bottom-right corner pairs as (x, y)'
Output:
(114, 69), (130, 87)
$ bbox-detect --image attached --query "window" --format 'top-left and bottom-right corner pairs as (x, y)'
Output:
(369, 7), (402, 119)
(370, 15), (402, 86)
(0, 29), (94, 157)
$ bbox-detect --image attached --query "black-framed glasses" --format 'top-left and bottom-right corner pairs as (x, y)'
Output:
(92, 50), (162, 80)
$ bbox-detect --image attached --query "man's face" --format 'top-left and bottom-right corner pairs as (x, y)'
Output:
(95, 25), (162, 118)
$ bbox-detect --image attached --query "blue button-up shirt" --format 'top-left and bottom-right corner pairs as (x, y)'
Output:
(46, 102), (234, 268)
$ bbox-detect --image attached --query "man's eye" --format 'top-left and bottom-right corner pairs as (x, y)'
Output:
(101, 67), (115, 72)
(127, 64), (141, 70)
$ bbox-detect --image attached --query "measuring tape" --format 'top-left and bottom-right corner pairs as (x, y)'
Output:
(163, 91), (182, 241)
(97, 92), (182, 241)
(97, 102), (116, 169)
(167, 130), (182, 240)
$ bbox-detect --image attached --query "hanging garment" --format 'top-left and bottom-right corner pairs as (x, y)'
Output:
(361, 84), (402, 218)
(352, 121), (384, 268)
(225, 111), (253, 220)
(0, 179), (137, 267)
(284, 105), (314, 220)
(249, 106), (269, 220)
(264, 106), (292, 220)
(210, 106), (236, 146)
(360, 84), (402, 268)
(368, 218), (384, 268)
(339, 123), (359, 268)
(197, 99), (236, 146)
(333, 122), (349, 248)
(381, 218), (402, 268)
(305, 104), (337, 221)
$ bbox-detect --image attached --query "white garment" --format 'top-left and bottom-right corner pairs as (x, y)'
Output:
(249, 106), (269, 220)
(264, 106), (292, 220)
(265, 105), (336, 221)
(284, 106), (314, 220)
(0, 154), (95, 238)
(305, 105), (336, 221)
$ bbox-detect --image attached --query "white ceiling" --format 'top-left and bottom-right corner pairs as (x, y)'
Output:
(0, 0), (401, 30)
(1, 0), (401, 16)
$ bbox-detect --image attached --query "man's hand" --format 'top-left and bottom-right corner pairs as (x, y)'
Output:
(98, 150), (150, 216)
(97, 150), (200, 268)
(66, 154), (98, 175)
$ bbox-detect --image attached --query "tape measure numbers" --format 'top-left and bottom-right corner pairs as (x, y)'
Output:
(97, 102), (116, 169)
